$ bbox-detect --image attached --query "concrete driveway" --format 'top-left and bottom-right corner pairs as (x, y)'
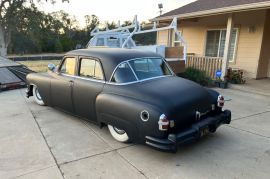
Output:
(0, 88), (270, 179)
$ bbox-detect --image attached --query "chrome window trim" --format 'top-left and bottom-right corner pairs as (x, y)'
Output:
(59, 57), (175, 86)
(62, 73), (172, 86)
(74, 75), (106, 83)
(127, 61), (139, 80)
(109, 61), (128, 82)
(61, 73), (75, 78)
(163, 59), (175, 76)
(107, 75), (173, 86)
(61, 73), (106, 83)
(109, 57), (174, 84)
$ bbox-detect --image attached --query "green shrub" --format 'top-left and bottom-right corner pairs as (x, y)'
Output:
(178, 67), (212, 86)
(226, 68), (246, 84)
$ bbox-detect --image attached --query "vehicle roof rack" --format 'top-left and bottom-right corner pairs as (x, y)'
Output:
(89, 15), (187, 62)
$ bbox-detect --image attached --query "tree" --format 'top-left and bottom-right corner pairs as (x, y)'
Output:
(122, 21), (132, 27)
(85, 14), (99, 33)
(105, 21), (117, 29)
(50, 10), (79, 38)
(9, 6), (45, 54)
(0, 0), (68, 57)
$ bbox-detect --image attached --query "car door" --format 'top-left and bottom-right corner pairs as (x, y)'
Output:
(51, 56), (77, 112)
(73, 57), (105, 121)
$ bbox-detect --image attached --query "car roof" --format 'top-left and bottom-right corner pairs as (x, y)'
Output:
(65, 48), (162, 80)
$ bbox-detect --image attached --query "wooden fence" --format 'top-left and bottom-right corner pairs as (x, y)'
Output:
(186, 56), (223, 79)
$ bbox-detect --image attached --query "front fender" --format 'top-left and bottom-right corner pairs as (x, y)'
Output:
(26, 73), (52, 105)
(96, 93), (166, 142)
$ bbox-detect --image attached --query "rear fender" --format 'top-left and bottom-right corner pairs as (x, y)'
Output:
(96, 93), (166, 142)
(206, 88), (219, 103)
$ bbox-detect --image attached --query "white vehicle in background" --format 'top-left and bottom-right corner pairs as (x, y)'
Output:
(87, 16), (187, 74)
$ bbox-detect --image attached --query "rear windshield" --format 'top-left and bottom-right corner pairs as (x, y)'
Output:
(111, 58), (172, 83)
(128, 58), (172, 80)
(111, 62), (137, 83)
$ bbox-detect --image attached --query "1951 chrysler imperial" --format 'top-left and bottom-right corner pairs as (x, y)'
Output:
(26, 48), (231, 152)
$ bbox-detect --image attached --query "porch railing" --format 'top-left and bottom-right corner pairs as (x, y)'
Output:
(186, 56), (223, 79)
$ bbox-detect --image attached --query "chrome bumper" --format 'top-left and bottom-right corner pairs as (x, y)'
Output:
(145, 110), (231, 152)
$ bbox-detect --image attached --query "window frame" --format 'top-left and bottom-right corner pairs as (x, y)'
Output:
(204, 28), (239, 63)
(78, 57), (105, 81)
(109, 57), (174, 85)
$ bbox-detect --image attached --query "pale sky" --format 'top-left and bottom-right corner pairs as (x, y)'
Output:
(38, 0), (196, 27)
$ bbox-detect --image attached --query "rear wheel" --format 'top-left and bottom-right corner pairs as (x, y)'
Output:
(108, 125), (130, 143)
(33, 85), (45, 106)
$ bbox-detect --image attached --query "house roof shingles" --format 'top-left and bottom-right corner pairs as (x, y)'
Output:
(159, 0), (270, 18)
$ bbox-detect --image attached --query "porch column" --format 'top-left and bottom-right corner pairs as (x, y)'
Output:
(221, 14), (234, 80)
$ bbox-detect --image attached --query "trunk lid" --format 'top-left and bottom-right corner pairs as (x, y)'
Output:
(110, 76), (215, 128)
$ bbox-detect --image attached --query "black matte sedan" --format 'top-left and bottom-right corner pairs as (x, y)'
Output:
(26, 48), (231, 152)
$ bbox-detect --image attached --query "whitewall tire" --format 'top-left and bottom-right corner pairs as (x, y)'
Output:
(108, 125), (130, 143)
(33, 85), (45, 106)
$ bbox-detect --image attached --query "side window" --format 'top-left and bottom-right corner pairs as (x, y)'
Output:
(128, 58), (172, 80)
(79, 58), (104, 80)
(107, 37), (120, 47)
(111, 63), (137, 83)
(80, 59), (95, 78)
(94, 62), (104, 80)
(96, 38), (105, 46)
(60, 57), (76, 75)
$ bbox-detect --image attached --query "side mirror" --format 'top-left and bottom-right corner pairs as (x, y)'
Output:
(48, 63), (56, 71)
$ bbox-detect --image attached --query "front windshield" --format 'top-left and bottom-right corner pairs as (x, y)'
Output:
(128, 58), (172, 80)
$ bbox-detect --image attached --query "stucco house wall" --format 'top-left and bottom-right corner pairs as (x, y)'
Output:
(157, 9), (268, 79)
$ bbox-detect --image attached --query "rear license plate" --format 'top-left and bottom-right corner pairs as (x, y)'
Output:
(200, 127), (209, 137)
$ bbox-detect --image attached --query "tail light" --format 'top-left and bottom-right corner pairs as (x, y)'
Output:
(158, 114), (169, 131)
(217, 95), (225, 108)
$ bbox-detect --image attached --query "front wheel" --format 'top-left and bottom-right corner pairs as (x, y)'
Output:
(33, 85), (45, 106)
(108, 125), (130, 143)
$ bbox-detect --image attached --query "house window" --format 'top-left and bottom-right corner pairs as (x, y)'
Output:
(205, 29), (238, 62)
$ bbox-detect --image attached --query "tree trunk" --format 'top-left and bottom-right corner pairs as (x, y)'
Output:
(0, 24), (7, 57)
(0, 47), (7, 57)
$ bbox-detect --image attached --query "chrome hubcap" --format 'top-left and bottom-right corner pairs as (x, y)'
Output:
(113, 127), (125, 135)
(35, 88), (42, 100)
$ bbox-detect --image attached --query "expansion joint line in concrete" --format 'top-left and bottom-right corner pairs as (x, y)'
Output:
(59, 145), (135, 166)
(14, 165), (56, 178)
(80, 119), (149, 178)
(19, 90), (66, 179)
(117, 151), (149, 179)
(227, 125), (270, 139)
(232, 111), (270, 122)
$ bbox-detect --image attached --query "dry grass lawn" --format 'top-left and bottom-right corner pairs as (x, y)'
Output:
(19, 60), (61, 72)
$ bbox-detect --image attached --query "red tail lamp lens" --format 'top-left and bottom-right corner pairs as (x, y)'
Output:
(158, 114), (169, 131)
(217, 95), (225, 108)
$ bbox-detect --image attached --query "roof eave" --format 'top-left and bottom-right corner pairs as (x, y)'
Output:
(152, 1), (270, 21)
